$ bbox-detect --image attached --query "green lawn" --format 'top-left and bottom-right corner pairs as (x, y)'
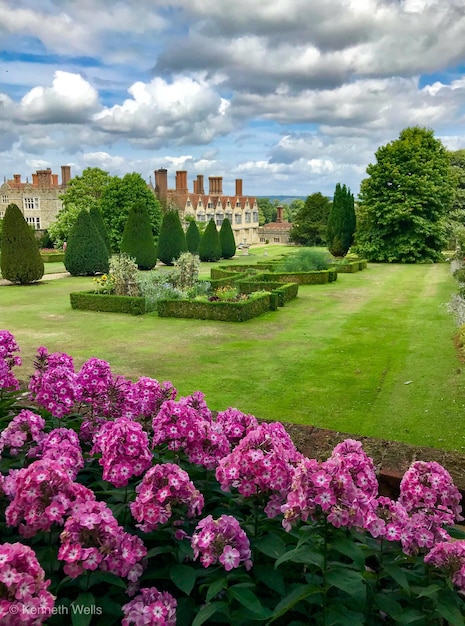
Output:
(1, 255), (464, 452)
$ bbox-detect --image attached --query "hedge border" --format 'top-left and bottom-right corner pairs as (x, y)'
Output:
(157, 292), (272, 322)
(70, 292), (153, 316)
(41, 253), (65, 263)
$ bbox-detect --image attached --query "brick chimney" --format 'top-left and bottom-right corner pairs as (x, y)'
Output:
(13, 174), (21, 185)
(196, 174), (205, 195)
(235, 179), (243, 196)
(276, 206), (283, 224)
(208, 176), (223, 195)
(175, 170), (188, 192)
(36, 169), (53, 188)
(155, 168), (168, 204)
(61, 165), (71, 186)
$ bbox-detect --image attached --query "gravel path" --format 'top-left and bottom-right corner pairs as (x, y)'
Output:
(0, 272), (70, 286)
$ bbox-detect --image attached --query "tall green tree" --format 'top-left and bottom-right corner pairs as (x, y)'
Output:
(257, 198), (277, 225)
(355, 126), (454, 262)
(49, 167), (113, 247)
(1, 204), (44, 284)
(290, 193), (331, 246)
(446, 149), (465, 250)
(89, 206), (112, 254)
(198, 218), (222, 262)
(120, 204), (157, 270)
(100, 173), (163, 251)
(219, 218), (236, 258)
(327, 184), (355, 257)
(186, 220), (201, 254)
(157, 210), (188, 266)
(64, 209), (109, 276)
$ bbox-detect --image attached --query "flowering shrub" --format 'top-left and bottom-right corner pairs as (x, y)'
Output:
(1, 330), (465, 625)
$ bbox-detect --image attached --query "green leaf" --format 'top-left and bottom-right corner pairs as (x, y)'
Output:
(170, 564), (197, 595)
(374, 593), (403, 621)
(326, 568), (366, 605)
(383, 564), (411, 592)
(410, 583), (442, 598)
(85, 570), (127, 590)
(398, 608), (432, 624)
(70, 592), (96, 626)
(254, 533), (287, 559)
(253, 564), (285, 596)
(436, 601), (465, 626)
(205, 577), (227, 603)
(275, 546), (324, 569)
(192, 601), (228, 626)
(145, 546), (174, 559)
(228, 586), (273, 619)
(270, 584), (322, 622)
(330, 535), (366, 568)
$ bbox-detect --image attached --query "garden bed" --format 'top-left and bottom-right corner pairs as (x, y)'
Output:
(70, 291), (153, 315)
(157, 292), (274, 322)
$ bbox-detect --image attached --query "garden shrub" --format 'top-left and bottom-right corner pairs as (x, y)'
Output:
(157, 210), (188, 265)
(333, 260), (361, 273)
(0, 203), (44, 284)
(64, 209), (109, 276)
(186, 220), (201, 254)
(219, 217), (236, 259)
(158, 292), (272, 321)
(108, 253), (140, 296)
(198, 218), (222, 262)
(453, 268), (465, 283)
(277, 248), (333, 272)
(40, 252), (65, 263)
(70, 291), (150, 315)
(89, 205), (112, 254)
(120, 203), (158, 270)
(1, 332), (465, 625)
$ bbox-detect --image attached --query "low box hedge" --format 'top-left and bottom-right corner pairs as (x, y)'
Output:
(333, 261), (365, 273)
(70, 292), (153, 315)
(41, 252), (65, 263)
(259, 270), (335, 285)
(237, 280), (299, 305)
(157, 292), (272, 322)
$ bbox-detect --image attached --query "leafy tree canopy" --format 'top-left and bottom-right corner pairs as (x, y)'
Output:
(49, 168), (114, 248)
(354, 126), (454, 263)
(446, 149), (465, 250)
(100, 173), (162, 251)
(290, 193), (331, 246)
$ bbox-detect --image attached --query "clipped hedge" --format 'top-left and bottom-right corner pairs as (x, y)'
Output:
(157, 292), (272, 322)
(40, 252), (65, 263)
(208, 271), (251, 290)
(333, 260), (367, 273)
(70, 292), (153, 316)
(237, 280), (299, 305)
(260, 269), (336, 285)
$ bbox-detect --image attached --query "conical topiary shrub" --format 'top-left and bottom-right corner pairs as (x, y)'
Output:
(198, 218), (222, 262)
(186, 220), (201, 254)
(64, 209), (109, 276)
(157, 210), (188, 266)
(120, 203), (157, 270)
(219, 217), (236, 259)
(89, 206), (112, 255)
(0, 203), (44, 284)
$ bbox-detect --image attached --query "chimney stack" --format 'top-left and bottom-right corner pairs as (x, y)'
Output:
(235, 179), (243, 196)
(196, 174), (205, 195)
(208, 176), (223, 195)
(61, 165), (71, 186)
(276, 206), (283, 224)
(175, 170), (188, 192)
(155, 168), (168, 204)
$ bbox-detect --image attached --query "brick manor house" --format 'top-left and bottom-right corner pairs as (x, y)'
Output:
(0, 165), (261, 246)
(154, 169), (260, 246)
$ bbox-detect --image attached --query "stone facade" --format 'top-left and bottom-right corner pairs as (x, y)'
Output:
(257, 206), (292, 244)
(0, 166), (71, 231)
(154, 169), (260, 245)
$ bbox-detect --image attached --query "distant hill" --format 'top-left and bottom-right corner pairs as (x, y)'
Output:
(257, 195), (306, 203)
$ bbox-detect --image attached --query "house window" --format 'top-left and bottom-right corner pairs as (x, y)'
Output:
(253, 211), (259, 222)
(207, 201), (214, 208)
(197, 213), (206, 222)
(1, 195), (7, 204)
(245, 212), (251, 224)
(216, 213), (223, 226)
(274, 237), (280, 243)
(26, 216), (41, 229)
(236, 201), (241, 207)
(23, 197), (40, 210)
(235, 214), (242, 224)
(186, 200), (191, 206)
(260, 237), (266, 243)
(207, 212), (214, 222)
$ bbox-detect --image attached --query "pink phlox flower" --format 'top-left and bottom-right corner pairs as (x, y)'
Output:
(39, 428), (84, 479)
(0, 409), (45, 457)
(191, 514), (252, 572)
(425, 540), (465, 593)
(122, 587), (177, 626)
(215, 407), (259, 447)
(0, 330), (22, 390)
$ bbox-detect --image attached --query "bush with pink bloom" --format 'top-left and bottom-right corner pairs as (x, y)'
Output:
(215, 407), (259, 446)
(122, 587), (177, 626)
(124, 376), (177, 428)
(28, 347), (76, 418)
(39, 428), (84, 479)
(0, 330), (22, 391)
(0, 410), (45, 457)
(0, 542), (55, 625)
(425, 540), (465, 592)
(191, 514), (252, 571)
(91, 416), (152, 487)
(75, 357), (132, 419)
(130, 462), (204, 532)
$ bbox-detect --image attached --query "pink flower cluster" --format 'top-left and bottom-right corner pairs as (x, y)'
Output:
(0, 330), (22, 391)
(39, 428), (84, 479)
(215, 407), (259, 447)
(75, 357), (132, 420)
(0, 542), (55, 626)
(5, 458), (94, 537)
(122, 587), (177, 626)
(425, 540), (465, 592)
(58, 499), (147, 581)
(152, 398), (230, 470)
(282, 439), (379, 531)
(0, 410), (45, 457)
(216, 422), (302, 517)
(28, 347), (76, 418)
(91, 417), (152, 487)
(124, 377), (177, 428)
(130, 463), (204, 532)
(191, 514), (252, 571)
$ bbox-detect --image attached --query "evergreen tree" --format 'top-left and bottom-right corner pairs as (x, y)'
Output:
(327, 184), (356, 257)
(64, 209), (109, 276)
(120, 203), (157, 270)
(198, 218), (222, 262)
(1, 204), (44, 284)
(219, 217), (236, 258)
(157, 210), (188, 265)
(290, 193), (331, 246)
(89, 206), (112, 254)
(355, 126), (453, 262)
(186, 220), (201, 254)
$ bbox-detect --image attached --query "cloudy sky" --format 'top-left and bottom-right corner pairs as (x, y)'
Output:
(1, 0), (465, 198)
